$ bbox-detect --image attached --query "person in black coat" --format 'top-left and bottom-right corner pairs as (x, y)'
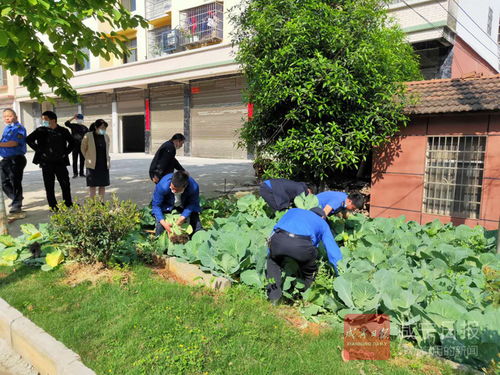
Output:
(26, 111), (74, 210)
(64, 114), (88, 178)
(149, 133), (185, 183)
(259, 178), (313, 211)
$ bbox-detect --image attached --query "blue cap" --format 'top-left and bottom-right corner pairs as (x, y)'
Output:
(76, 114), (84, 120)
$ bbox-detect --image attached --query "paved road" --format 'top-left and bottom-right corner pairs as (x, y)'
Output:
(0, 339), (37, 375)
(4, 152), (256, 237)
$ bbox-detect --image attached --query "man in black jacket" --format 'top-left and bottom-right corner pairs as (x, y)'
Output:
(26, 111), (74, 210)
(259, 178), (313, 211)
(149, 133), (185, 183)
(64, 114), (88, 178)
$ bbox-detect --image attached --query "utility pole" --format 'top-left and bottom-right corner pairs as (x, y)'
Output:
(0, 189), (8, 235)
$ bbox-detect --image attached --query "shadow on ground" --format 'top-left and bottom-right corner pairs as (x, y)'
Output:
(6, 156), (256, 237)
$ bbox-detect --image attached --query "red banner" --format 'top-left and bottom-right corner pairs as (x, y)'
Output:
(145, 98), (151, 131)
(247, 103), (254, 119)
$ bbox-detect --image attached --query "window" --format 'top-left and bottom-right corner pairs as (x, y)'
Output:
(146, 0), (172, 20)
(0, 66), (6, 86)
(124, 39), (138, 63)
(122, 0), (136, 12)
(487, 7), (493, 36)
(179, 2), (223, 46)
(423, 136), (486, 219)
(148, 26), (178, 57)
(75, 48), (90, 71)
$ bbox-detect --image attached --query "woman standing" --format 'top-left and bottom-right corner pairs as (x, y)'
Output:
(81, 119), (110, 199)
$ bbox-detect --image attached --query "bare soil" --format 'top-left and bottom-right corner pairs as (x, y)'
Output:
(61, 262), (132, 287)
(276, 306), (327, 336)
(150, 265), (189, 286)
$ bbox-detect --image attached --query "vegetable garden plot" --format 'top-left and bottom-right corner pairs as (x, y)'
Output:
(159, 194), (499, 369)
(1, 193), (498, 369)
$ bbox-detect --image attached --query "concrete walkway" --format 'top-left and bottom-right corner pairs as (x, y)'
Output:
(0, 339), (37, 375)
(5, 153), (256, 237)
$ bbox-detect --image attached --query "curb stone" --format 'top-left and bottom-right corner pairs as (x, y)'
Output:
(0, 297), (96, 375)
(0, 298), (23, 345)
(157, 255), (232, 290)
(399, 343), (483, 374)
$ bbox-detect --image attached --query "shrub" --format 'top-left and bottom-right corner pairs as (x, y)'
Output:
(49, 196), (140, 265)
(232, 0), (422, 183)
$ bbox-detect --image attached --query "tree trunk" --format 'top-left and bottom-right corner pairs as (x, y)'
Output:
(0, 189), (8, 235)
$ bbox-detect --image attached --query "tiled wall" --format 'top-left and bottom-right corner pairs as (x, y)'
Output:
(370, 113), (500, 230)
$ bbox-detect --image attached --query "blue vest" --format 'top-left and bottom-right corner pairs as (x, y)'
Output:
(0, 122), (27, 158)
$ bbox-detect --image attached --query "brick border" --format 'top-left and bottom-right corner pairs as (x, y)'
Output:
(0, 298), (95, 375)
(154, 255), (232, 290)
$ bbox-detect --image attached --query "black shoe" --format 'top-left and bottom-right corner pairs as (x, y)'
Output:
(80, 173), (85, 177)
(73, 174), (78, 179)
(9, 207), (22, 214)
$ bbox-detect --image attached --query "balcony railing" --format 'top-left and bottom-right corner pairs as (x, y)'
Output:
(179, 2), (223, 47)
(148, 27), (179, 58)
(146, 0), (172, 20)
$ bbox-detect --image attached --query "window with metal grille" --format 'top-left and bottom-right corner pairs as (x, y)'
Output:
(423, 136), (486, 219)
(146, 0), (171, 20)
(75, 48), (90, 71)
(124, 39), (138, 63)
(122, 0), (136, 12)
(148, 26), (178, 58)
(179, 2), (223, 47)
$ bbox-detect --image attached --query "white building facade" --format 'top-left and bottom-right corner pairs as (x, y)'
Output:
(10, 0), (500, 159)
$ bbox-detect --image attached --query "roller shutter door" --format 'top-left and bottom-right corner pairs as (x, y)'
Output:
(150, 84), (184, 155)
(53, 100), (78, 125)
(82, 94), (113, 140)
(20, 102), (40, 132)
(191, 76), (247, 159)
(117, 90), (145, 115)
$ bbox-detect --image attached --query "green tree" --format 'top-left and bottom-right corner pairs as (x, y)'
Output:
(0, 0), (148, 102)
(232, 0), (421, 184)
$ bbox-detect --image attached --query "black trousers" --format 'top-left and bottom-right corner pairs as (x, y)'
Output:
(41, 163), (72, 209)
(266, 231), (318, 301)
(260, 184), (280, 211)
(155, 210), (203, 237)
(0, 155), (27, 210)
(72, 142), (85, 176)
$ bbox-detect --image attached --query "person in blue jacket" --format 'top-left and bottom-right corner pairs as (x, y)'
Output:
(151, 170), (202, 236)
(259, 178), (313, 211)
(266, 207), (342, 302)
(317, 191), (364, 217)
(0, 109), (27, 214)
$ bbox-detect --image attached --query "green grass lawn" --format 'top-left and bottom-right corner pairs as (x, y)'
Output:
(0, 264), (458, 375)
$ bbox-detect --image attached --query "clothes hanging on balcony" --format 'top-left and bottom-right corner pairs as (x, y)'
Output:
(190, 16), (197, 35)
(207, 12), (218, 38)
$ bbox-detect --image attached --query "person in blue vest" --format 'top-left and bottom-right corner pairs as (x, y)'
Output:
(317, 191), (365, 217)
(0, 109), (27, 214)
(266, 207), (342, 303)
(259, 178), (313, 211)
(151, 170), (202, 236)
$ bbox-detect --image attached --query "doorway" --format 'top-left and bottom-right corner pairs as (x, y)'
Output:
(122, 115), (145, 152)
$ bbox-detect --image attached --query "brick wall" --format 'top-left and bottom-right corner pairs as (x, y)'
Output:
(370, 113), (500, 230)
